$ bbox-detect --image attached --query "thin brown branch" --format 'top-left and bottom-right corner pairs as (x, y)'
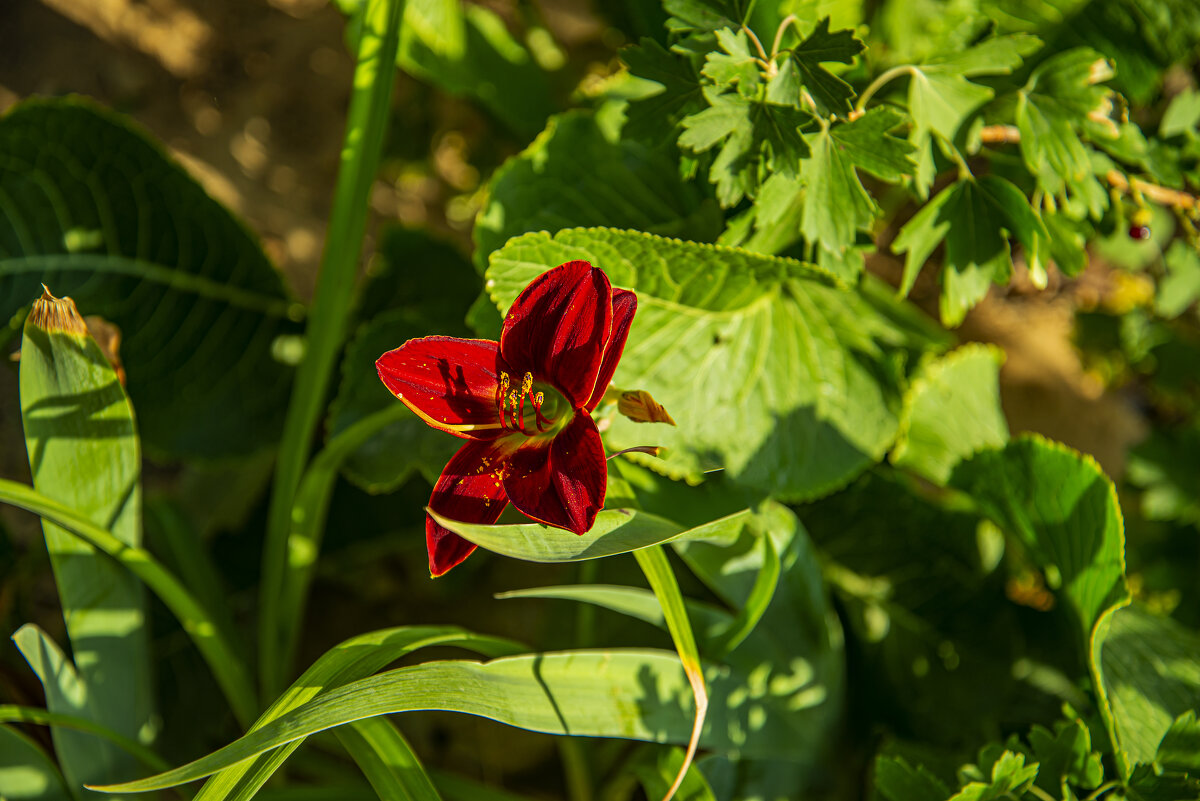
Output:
(979, 124), (1021, 144)
(1106, 170), (1197, 211)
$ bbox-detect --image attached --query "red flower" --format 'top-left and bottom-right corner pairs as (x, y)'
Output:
(376, 261), (637, 577)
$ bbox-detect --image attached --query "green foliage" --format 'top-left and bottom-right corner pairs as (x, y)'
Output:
(474, 111), (722, 269)
(0, 725), (72, 801)
(18, 293), (152, 795)
(0, 99), (299, 458)
(894, 176), (1046, 326)
(488, 228), (937, 501)
(772, 18), (864, 117)
(891, 344), (1010, 484)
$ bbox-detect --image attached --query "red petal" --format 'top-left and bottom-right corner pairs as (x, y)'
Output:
(426, 439), (510, 577)
(503, 414), (606, 535)
(585, 288), (637, 411)
(501, 261), (613, 408)
(377, 337), (508, 440)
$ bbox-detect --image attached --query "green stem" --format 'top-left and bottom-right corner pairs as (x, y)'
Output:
(0, 705), (170, 774)
(259, 0), (405, 700)
(855, 65), (914, 113)
(0, 478), (257, 728)
(275, 404), (413, 678)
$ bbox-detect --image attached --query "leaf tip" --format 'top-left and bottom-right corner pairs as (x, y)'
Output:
(28, 286), (88, 337)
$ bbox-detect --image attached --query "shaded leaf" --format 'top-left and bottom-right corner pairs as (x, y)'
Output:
(0, 99), (299, 458)
(778, 18), (864, 117)
(475, 111), (721, 268)
(622, 38), (706, 141)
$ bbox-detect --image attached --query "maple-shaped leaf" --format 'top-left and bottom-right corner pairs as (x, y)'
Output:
(768, 18), (864, 118)
(904, 34), (1041, 195)
(800, 108), (915, 264)
(680, 92), (811, 206)
(621, 38), (705, 141)
(1015, 47), (1114, 218)
(701, 27), (762, 98)
(893, 176), (1047, 326)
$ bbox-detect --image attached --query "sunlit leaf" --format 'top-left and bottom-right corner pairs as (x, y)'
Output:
(489, 228), (930, 500)
(891, 344), (1009, 485)
(17, 289), (152, 791)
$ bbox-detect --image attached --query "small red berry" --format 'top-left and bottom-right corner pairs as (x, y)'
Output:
(1128, 224), (1151, 240)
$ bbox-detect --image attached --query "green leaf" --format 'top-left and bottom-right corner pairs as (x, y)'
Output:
(632, 747), (717, 801)
(664, 0), (745, 35)
(475, 112), (721, 268)
(1157, 240), (1200, 319)
(907, 34), (1042, 139)
(804, 471), (1015, 744)
(1026, 719), (1104, 795)
(488, 228), (923, 500)
(428, 508), (684, 562)
(495, 585), (735, 650)
(621, 38), (706, 141)
(0, 705), (169, 776)
(633, 546), (708, 801)
(194, 625), (522, 801)
(706, 533), (779, 658)
(0, 724), (73, 801)
(680, 93), (811, 206)
(396, 4), (554, 139)
(336, 718), (443, 801)
(0, 98), (299, 458)
(96, 648), (807, 793)
(875, 755), (951, 801)
(800, 125), (879, 259)
(950, 436), (1129, 772)
(1161, 87), (1200, 138)
(262, 0), (405, 702)
(949, 752), (1038, 801)
(701, 28), (762, 98)
(1099, 606), (1200, 770)
(905, 34), (1041, 195)
(18, 291), (152, 791)
(830, 107), (917, 182)
(778, 18), (864, 117)
(892, 176), (1046, 326)
(1015, 48), (1113, 216)
(0, 480), (256, 729)
(891, 344), (1009, 485)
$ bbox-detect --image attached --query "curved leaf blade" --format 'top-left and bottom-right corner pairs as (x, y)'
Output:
(427, 507), (684, 562)
(0, 99), (299, 457)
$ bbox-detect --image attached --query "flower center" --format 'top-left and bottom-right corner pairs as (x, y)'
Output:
(495, 371), (569, 437)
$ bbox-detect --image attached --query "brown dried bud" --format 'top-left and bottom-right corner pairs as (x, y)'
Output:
(28, 285), (87, 336)
(617, 389), (676, 426)
(85, 315), (127, 386)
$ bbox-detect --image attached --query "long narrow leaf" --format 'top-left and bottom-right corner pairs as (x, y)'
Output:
(0, 706), (169, 775)
(0, 479), (256, 727)
(194, 626), (523, 801)
(633, 548), (709, 801)
(276, 405), (410, 683)
(260, 0), (405, 698)
(428, 508), (683, 562)
(336, 718), (442, 801)
(93, 648), (811, 794)
(0, 723), (74, 801)
(707, 535), (779, 659)
(19, 288), (154, 790)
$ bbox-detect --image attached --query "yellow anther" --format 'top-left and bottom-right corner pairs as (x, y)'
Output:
(534, 391), (544, 406)
(521, 372), (533, 394)
(508, 391), (519, 409)
(498, 371), (510, 393)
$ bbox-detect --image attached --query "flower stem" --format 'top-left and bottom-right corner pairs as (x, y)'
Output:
(259, 0), (405, 701)
(855, 65), (914, 113)
(770, 14), (799, 59)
